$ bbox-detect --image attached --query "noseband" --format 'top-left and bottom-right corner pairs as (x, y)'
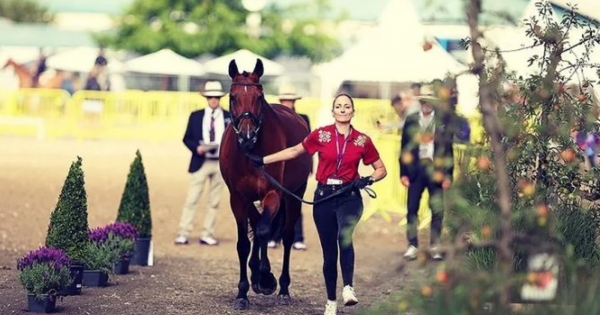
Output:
(230, 82), (264, 147)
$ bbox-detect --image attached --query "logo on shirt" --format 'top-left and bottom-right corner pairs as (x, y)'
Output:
(354, 134), (367, 147)
(318, 130), (332, 143)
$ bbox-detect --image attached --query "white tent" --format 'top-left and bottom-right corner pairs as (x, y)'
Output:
(314, 0), (466, 99)
(203, 49), (284, 76)
(124, 49), (205, 76)
(46, 47), (125, 73)
(483, 1), (600, 83)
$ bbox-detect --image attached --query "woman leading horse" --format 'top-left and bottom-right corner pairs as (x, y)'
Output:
(219, 59), (312, 310)
(248, 93), (387, 315)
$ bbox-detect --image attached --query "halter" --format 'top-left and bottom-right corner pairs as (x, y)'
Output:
(229, 82), (264, 147)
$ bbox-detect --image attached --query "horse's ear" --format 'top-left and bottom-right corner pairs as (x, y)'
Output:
(228, 60), (239, 79)
(253, 59), (264, 78)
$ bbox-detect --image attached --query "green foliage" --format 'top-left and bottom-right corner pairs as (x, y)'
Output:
(19, 263), (71, 299)
(83, 242), (116, 275)
(116, 150), (152, 238)
(364, 2), (600, 314)
(99, 0), (342, 62)
(106, 232), (135, 260)
(0, 0), (53, 23)
(45, 157), (90, 263)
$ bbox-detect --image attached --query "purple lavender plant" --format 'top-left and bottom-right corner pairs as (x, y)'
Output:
(17, 247), (71, 271)
(106, 222), (137, 240)
(88, 226), (110, 244)
(17, 247), (73, 297)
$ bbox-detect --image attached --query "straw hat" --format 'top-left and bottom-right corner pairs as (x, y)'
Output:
(277, 85), (302, 101)
(416, 85), (440, 106)
(201, 81), (226, 98)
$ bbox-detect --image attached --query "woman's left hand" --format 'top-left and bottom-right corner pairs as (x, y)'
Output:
(353, 176), (374, 189)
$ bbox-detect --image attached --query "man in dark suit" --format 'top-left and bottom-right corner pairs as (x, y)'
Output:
(175, 81), (232, 246)
(399, 87), (454, 261)
(267, 86), (311, 251)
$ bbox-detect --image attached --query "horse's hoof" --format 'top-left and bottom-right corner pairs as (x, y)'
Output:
(251, 283), (261, 294)
(277, 294), (292, 305)
(233, 298), (250, 310)
(258, 273), (277, 295)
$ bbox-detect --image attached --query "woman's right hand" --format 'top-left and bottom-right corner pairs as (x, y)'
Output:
(401, 176), (410, 187)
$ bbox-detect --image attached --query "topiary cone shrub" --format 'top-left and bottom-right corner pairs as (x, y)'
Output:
(45, 156), (89, 295)
(116, 150), (152, 266)
(116, 150), (152, 237)
(46, 156), (89, 261)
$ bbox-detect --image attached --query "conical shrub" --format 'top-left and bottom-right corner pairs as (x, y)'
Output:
(116, 150), (152, 238)
(45, 156), (89, 262)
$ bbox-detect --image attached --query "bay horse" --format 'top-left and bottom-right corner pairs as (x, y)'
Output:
(219, 59), (312, 309)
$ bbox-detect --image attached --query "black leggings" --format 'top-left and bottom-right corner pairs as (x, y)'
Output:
(313, 184), (363, 301)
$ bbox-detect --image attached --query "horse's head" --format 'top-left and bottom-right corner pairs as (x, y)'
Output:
(2, 58), (15, 70)
(228, 58), (265, 152)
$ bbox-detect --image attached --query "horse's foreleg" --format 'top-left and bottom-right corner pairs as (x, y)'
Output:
(256, 190), (280, 295)
(248, 216), (261, 294)
(277, 195), (302, 304)
(232, 197), (252, 310)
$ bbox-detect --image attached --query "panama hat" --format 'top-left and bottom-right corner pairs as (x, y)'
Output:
(277, 85), (302, 101)
(416, 85), (440, 106)
(201, 81), (226, 98)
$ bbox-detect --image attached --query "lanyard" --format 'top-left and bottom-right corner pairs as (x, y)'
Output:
(334, 128), (351, 176)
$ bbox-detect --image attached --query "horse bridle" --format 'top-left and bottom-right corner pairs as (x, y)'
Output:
(229, 82), (265, 146)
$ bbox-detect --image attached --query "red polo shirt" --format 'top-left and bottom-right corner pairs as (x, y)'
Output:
(302, 124), (380, 184)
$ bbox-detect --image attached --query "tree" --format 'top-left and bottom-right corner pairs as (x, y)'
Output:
(97, 0), (342, 62)
(360, 1), (600, 314)
(0, 0), (53, 23)
(45, 157), (90, 263)
(116, 150), (152, 238)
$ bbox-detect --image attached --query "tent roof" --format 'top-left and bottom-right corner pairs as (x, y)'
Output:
(203, 49), (284, 76)
(124, 49), (205, 76)
(314, 0), (465, 84)
(46, 47), (125, 73)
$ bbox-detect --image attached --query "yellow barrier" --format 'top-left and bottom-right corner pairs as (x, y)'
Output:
(0, 88), (480, 226)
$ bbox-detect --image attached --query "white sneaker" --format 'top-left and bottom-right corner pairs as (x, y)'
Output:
(431, 247), (443, 261)
(199, 236), (219, 246)
(267, 241), (278, 248)
(403, 245), (418, 260)
(174, 235), (188, 245)
(323, 300), (337, 315)
(292, 241), (307, 250)
(342, 285), (358, 306)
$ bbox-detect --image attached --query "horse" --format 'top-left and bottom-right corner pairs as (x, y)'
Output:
(219, 58), (312, 310)
(2, 58), (65, 89)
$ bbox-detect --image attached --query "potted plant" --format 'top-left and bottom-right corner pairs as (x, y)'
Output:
(116, 150), (152, 266)
(17, 247), (72, 313)
(45, 157), (89, 296)
(83, 227), (117, 287)
(104, 222), (137, 274)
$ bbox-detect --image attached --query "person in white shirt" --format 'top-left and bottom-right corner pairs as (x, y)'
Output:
(399, 87), (455, 261)
(175, 81), (232, 246)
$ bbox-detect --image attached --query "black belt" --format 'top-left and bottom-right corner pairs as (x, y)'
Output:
(317, 182), (352, 191)
(206, 157), (219, 161)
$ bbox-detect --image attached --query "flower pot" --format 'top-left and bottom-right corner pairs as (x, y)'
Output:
(131, 237), (151, 266)
(82, 270), (109, 287)
(27, 293), (56, 313)
(58, 262), (84, 296)
(113, 258), (130, 275)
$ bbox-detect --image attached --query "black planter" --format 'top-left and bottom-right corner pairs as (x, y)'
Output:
(27, 293), (56, 313)
(131, 237), (151, 266)
(113, 258), (130, 275)
(58, 262), (84, 296)
(82, 270), (109, 287)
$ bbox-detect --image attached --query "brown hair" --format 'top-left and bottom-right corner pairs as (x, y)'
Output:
(332, 93), (355, 110)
